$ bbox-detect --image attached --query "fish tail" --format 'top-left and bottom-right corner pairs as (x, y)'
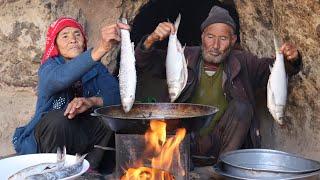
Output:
(121, 18), (128, 25)
(174, 13), (181, 34)
(273, 33), (281, 54)
(75, 153), (87, 163)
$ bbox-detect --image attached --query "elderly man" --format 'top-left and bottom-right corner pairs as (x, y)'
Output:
(135, 6), (302, 165)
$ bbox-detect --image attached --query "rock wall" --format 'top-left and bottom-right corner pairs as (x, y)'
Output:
(1, 0), (319, 161)
(235, 0), (320, 160)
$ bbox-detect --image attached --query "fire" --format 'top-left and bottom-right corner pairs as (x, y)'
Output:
(121, 120), (186, 180)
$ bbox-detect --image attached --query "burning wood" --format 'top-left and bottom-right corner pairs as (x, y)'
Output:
(121, 120), (186, 180)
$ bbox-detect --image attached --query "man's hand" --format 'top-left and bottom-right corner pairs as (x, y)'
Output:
(280, 43), (299, 62)
(64, 97), (103, 119)
(144, 22), (176, 49)
(91, 22), (130, 61)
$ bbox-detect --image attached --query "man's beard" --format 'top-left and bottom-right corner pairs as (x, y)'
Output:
(201, 45), (232, 64)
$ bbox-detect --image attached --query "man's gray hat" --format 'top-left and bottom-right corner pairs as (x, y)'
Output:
(200, 6), (236, 32)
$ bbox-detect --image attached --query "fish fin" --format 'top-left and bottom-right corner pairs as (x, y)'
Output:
(174, 13), (181, 34)
(62, 146), (66, 162)
(183, 57), (188, 88)
(269, 65), (273, 72)
(131, 42), (135, 53)
(182, 44), (186, 52)
(56, 147), (62, 162)
(273, 33), (282, 54)
(75, 153), (87, 163)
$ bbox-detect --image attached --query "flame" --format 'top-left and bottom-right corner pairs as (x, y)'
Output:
(120, 167), (175, 180)
(121, 120), (186, 180)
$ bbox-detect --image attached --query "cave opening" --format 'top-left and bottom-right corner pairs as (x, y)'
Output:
(130, 0), (240, 49)
(127, 0), (241, 103)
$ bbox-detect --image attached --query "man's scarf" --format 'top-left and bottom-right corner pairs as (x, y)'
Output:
(41, 17), (87, 64)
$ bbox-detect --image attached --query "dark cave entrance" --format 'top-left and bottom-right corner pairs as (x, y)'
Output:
(130, 0), (240, 49)
(129, 0), (241, 103)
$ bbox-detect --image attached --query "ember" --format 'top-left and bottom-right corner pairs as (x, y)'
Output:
(121, 120), (186, 180)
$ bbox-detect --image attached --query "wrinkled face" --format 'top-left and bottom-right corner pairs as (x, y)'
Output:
(56, 27), (85, 60)
(201, 23), (237, 64)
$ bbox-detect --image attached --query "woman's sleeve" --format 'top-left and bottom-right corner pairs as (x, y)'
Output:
(38, 49), (97, 96)
(94, 64), (121, 106)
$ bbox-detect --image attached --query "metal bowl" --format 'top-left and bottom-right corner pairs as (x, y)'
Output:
(217, 149), (320, 179)
(214, 163), (320, 180)
(91, 103), (218, 133)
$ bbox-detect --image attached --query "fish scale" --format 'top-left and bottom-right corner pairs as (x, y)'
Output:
(119, 18), (137, 113)
(267, 36), (287, 125)
(166, 14), (188, 102)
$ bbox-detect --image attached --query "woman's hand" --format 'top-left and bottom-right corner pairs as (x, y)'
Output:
(64, 97), (103, 119)
(91, 22), (130, 61)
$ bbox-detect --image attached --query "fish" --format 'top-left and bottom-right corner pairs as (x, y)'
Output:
(267, 35), (287, 125)
(166, 14), (188, 102)
(119, 17), (137, 113)
(8, 146), (66, 180)
(25, 153), (86, 180)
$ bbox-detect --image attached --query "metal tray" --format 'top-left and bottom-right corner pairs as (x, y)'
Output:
(217, 149), (320, 179)
(213, 163), (320, 180)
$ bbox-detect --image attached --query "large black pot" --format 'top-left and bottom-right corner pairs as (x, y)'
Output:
(91, 103), (218, 134)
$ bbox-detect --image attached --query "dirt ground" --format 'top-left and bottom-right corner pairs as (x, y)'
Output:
(0, 85), (36, 156)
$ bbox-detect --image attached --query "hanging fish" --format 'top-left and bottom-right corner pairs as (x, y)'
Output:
(166, 14), (188, 102)
(267, 36), (287, 125)
(119, 18), (137, 113)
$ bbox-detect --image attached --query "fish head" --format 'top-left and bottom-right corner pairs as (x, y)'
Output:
(121, 98), (134, 113)
(168, 86), (181, 102)
(273, 116), (284, 125)
(270, 108), (285, 125)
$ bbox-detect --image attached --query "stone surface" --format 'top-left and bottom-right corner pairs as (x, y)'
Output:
(0, 85), (36, 155)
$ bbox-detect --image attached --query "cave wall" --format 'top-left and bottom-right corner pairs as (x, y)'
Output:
(235, 0), (320, 160)
(0, 0), (319, 161)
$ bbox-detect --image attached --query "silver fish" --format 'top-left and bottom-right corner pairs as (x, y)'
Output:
(119, 18), (137, 113)
(166, 14), (188, 102)
(8, 147), (66, 180)
(25, 153), (86, 180)
(267, 36), (287, 125)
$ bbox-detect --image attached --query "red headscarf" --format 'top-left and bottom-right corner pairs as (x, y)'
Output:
(41, 17), (87, 64)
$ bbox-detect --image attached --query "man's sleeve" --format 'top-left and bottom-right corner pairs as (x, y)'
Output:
(245, 51), (302, 90)
(135, 35), (167, 71)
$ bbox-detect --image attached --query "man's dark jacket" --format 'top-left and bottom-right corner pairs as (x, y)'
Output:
(135, 39), (302, 148)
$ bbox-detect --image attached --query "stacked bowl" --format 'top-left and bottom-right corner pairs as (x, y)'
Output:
(214, 149), (320, 180)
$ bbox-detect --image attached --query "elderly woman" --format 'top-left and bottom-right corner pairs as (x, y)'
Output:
(12, 17), (129, 170)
